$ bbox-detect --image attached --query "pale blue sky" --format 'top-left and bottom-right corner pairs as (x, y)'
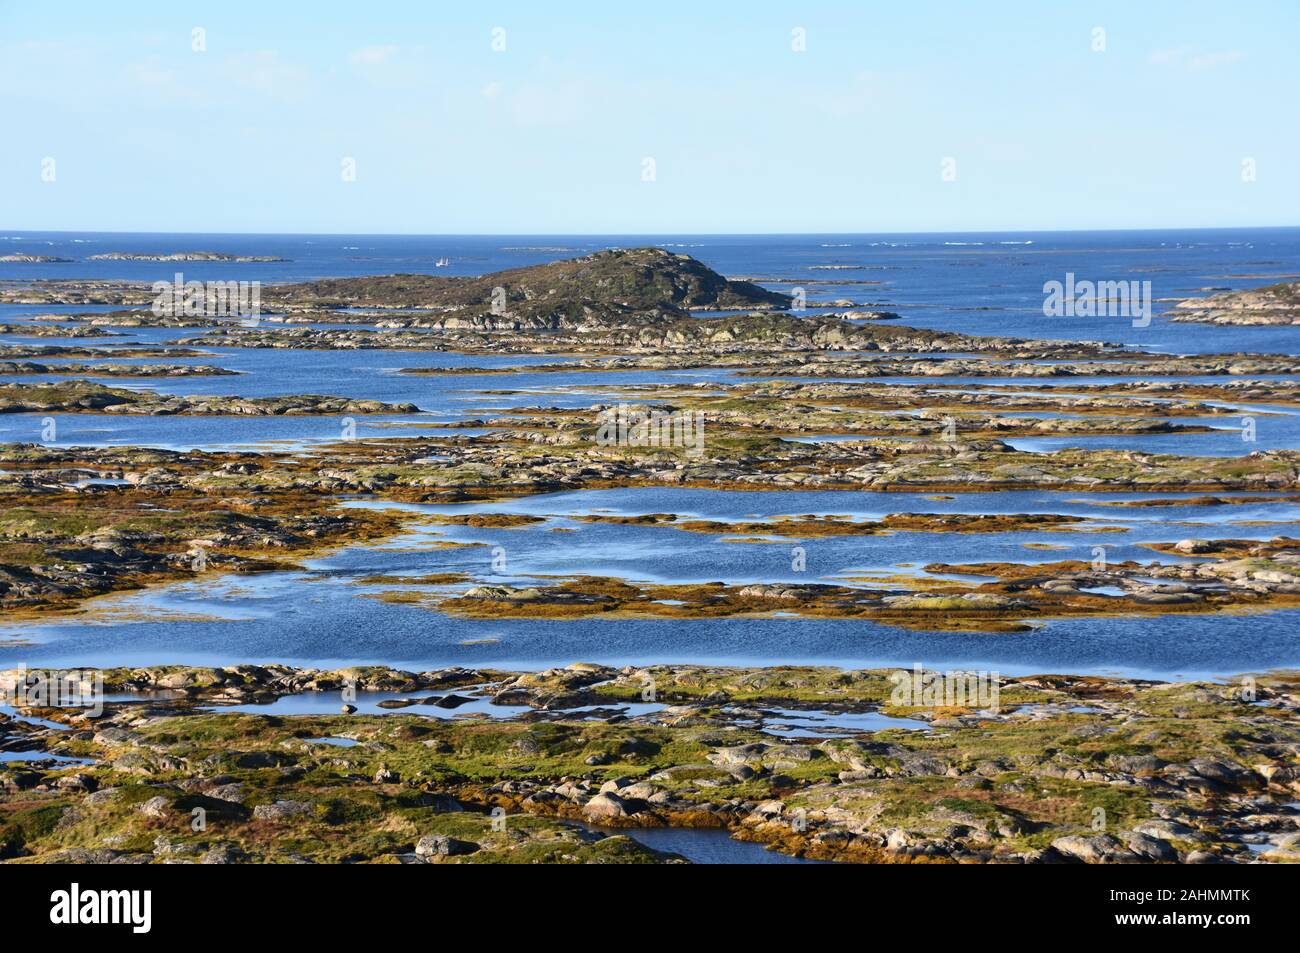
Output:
(1, 0), (1296, 233)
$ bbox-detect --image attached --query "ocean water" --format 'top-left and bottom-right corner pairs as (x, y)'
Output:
(3, 486), (1299, 680)
(5, 578), (1298, 682)
(3, 227), (1300, 352)
(1, 230), (1298, 679)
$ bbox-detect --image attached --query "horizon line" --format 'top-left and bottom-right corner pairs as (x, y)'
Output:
(3, 225), (1299, 239)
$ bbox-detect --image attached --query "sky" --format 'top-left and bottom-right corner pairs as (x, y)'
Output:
(1, 0), (1297, 234)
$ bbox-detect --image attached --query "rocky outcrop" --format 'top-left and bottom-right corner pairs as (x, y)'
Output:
(0, 381), (417, 415)
(0, 362), (235, 377)
(88, 251), (288, 262)
(261, 247), (791, 323)
(1173, 282), (1300, 325)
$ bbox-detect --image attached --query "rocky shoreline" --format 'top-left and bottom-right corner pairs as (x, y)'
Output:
(0, 433), (1297, 621)
(0, 381), (417, 416)
(1, 662), (1296, 864)
(1174, 281), (1300, 325)
(430, 535), (1300, 633)
(0, 362), (235, 378)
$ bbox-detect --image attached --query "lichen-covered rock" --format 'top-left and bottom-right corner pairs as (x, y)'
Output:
(582, 792), (632, 820)
(252, 800), (311, 821)
(1049, 834), (1141, 864)
(414, 835), (479, 858)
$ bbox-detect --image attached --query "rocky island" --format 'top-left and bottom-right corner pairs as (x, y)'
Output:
(0, 381), (418, 416)
(87, 251), (289, 263)
(1173, 281), (1300, 325)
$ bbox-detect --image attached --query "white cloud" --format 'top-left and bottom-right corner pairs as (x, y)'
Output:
(1147, 47), (1186, 66)
(1188, 50), (1245, 71)
(221, 50), (313, 103)
(349, 45), (399, 67)
(1149, 47), (1245, 71)
(508, 81), (590, 126)
(980, 140), (1032, 163)
(126, 60), (178, 88)
(819, 71), (876, 117)
(476, 73), (592, 126)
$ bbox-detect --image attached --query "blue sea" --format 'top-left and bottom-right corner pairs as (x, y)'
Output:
(2, 228), (1299, 351)
(1, 228), (1298, 679)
